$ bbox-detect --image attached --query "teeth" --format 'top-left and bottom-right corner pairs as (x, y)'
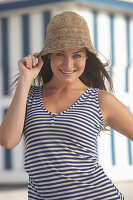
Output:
(61, 70), (74, 74)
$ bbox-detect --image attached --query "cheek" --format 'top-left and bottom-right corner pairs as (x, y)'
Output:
(50, 59), (60, 71)
(77, 60), (86, 71)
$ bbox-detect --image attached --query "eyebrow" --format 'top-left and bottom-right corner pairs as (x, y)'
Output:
(72, 50), (85, 54)
(59, 50), (85, 54)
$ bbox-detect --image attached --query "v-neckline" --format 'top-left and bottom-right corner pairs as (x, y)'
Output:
(39, 86), (90, 116)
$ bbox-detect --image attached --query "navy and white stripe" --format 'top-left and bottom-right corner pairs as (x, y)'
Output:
(23, 86), (124, 200)
(0, 1), (133, 180)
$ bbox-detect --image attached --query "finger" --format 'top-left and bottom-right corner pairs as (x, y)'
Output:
(36, 55), (44, 69)
(32, 53), (40, 67)
(38, 55), (43, 65)
(31, 55), (36, 67)
(27, 55), (33, 69)
(33, 52), (40, 58)
(23, 57), (30, 69)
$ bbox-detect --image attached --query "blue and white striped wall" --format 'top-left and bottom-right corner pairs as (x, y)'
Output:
(0, 0), (133, 183)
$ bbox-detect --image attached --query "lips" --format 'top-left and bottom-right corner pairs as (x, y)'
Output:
(59, 69), (76, 74)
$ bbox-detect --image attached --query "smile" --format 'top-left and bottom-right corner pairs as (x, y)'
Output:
(59, 69), (76, 74)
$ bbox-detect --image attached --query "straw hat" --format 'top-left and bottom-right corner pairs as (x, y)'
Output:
(40, 11), (96, 56)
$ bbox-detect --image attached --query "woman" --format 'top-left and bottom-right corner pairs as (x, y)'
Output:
(0, 11), (132, 200)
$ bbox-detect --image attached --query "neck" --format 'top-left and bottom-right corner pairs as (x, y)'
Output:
(44, 77), (87, 91)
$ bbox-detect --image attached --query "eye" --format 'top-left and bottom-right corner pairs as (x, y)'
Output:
(73, 54), (81, 58)
(56, 53), (64, 57)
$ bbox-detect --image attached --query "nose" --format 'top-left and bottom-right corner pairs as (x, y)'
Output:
(63, 56), (73, 69)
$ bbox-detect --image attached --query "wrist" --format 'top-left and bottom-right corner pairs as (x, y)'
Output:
(17, 75), (33, 89)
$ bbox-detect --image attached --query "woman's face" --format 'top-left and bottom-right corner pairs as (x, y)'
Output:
(49, 48), (88, 84)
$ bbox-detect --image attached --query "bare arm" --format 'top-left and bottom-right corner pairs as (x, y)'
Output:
(99, 90), (133, 141)
(0, 77), (31, 148)
(0, 53), (43, 148)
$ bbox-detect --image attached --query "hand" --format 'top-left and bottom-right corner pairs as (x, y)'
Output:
(18, 52), (44, 84)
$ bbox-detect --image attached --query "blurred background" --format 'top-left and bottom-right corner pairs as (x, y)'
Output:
(0, 0), (133, 199)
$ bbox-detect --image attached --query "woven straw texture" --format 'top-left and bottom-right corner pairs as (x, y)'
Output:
(40, 11), (96, 56)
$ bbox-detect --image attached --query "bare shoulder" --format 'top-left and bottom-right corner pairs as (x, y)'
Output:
(98, 90), (118, 110)
(98, 90), (133, 141)
(98, 90), (115, 125)
(98, 89), (127, 110)
(98, 89), (127, 118)
(98, 89), (115, 100)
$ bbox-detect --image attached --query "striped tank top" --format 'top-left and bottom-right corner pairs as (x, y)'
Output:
(23, 86), (124, 200)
